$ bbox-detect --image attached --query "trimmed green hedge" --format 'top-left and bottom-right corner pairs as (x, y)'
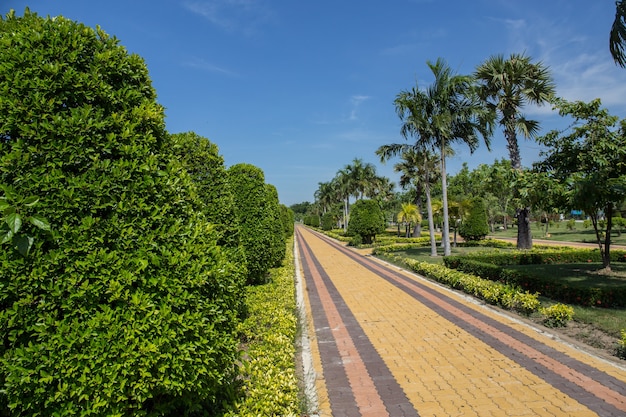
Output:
(228, 164), (284, 284)
(445, 247), (626, 266)
(444, 252), (626, 308)
(402, 259), (540, 315)
(347, 199), (384, 245)
(0, 10), (245, 415)
(223, 238), (301, 417)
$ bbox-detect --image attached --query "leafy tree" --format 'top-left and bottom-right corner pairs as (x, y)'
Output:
(347, 199), (385, 244)
(474, 53), (555, 249)
(0, 10), (245, 415)
(394, 58), (493, 255)
(289, 201), (312, 222)
(459, 197), (489, 241)
(536, 98), (626, 271)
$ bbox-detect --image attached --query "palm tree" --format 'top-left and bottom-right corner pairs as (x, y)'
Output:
(395, 58), (493, 256)
(344, 158), (377, 200)
(314, 181), (335, 215)
(377, 145), (441, 256)
(474, 53), (555, 249)
(334, 168), (352, 232)
(611, 1), (626, 67)
(397, 203), (422, 238)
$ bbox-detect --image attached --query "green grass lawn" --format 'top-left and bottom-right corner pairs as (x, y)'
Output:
(384, 245), (512, 265)
(487, 223), (626, 246)
(507, 263), (626, 288)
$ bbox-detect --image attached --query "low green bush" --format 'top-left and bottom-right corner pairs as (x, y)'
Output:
(404, 259), (540, 315)
(541, 303), (575, 327)
(223, 238), (301, 417)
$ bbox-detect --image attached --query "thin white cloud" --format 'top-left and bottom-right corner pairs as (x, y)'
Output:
(183, 58), (239, 76)
(183, 0), (274, 35)
(495, 8), (626, 116)
(349, 95), (370, 121)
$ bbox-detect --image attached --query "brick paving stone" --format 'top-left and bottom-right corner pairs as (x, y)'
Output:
(296, 226), (626, 417)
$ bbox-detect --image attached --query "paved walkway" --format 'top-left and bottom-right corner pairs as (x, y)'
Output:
(295, 225), (626, 417)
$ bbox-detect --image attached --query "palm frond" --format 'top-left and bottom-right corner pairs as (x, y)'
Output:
(610, 1), (626, 67)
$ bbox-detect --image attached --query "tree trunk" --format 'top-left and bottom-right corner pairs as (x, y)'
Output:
(425, 182), (437, 257)
(505, 125), (522, 171)
(343, 197), (349, 232)
(516, 207), (533, 249)
(440, 145), (451, 256)
(601, 205), (613, 270)
(414, 186), (422, 236)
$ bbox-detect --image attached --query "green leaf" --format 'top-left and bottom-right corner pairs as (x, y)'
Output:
(30, 215), (51, 231)
(0, 198), (10, 212)
(23, 196), (39, 207)
(13, 235), (34, 257)
(6, 212), (22, 234)
(0, 226), (13, 245)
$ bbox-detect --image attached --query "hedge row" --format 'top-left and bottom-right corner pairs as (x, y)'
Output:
(444, 257), (626, 308)
(223, 238), (301, 417)
(398, 257), (540, 315)
(446, 247), (626, 266)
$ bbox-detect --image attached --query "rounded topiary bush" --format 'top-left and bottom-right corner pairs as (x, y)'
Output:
(459, 197), (489, 241)
(280, 204), (295, 237)
(321, 212), (336, 231)
(347, 199), (385, 244)
(167, 131), (242, 250)
(228, 163), (284, 284)
(0, 10), (244, 415)
(265, 184), (286, 267)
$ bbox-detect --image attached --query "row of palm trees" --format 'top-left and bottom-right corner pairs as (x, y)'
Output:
(314, 158), (394, 231)
(315, 53), (555, 254)
(378, 54), (554, 254)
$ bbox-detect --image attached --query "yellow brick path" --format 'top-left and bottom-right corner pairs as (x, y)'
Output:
(296, 226), (626, 417)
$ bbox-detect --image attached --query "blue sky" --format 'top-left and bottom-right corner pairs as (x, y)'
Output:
(5, 1), (626, 206)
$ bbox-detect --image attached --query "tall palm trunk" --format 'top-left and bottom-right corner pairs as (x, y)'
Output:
(413, 186), (422, 237)
(440, 144), (451, 256)
(505, 124), (522, 171)
(424, 177), (437, 257)
(343, 197), (349, 232)
(506, 123), (533, 250)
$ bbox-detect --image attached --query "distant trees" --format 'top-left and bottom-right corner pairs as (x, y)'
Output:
(397, 203), (421, 238)
(313, 158), (393, 232)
